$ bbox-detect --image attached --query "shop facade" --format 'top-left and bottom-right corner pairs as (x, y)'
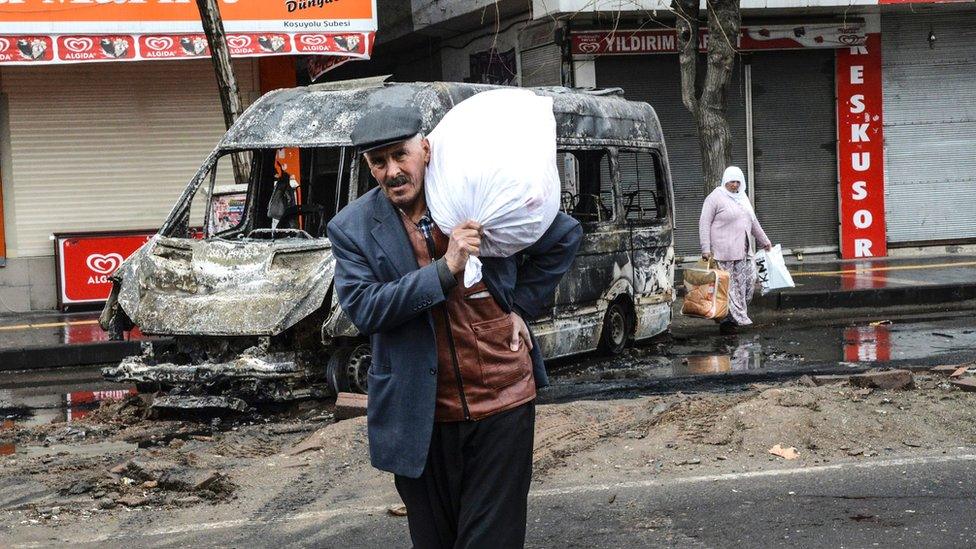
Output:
(0, 1), (376, 311)
(529, 3), (974, 261)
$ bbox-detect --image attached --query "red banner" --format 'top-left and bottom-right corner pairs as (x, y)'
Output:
(836, 34), (887, 259)
(57, 35), (136, 61)
(0, 31), (373, 65)
(55, 231), (154, 308)
(0, 35), (53, 62)
(571, 24), (866, 56)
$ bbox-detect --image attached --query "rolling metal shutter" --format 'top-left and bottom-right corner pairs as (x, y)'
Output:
(882, 14), (976, 244)
(0, 59), (258, 257)
(520, 43), (562, 87)
(596, 55), (748, 256)
(750, 49), (838, 252)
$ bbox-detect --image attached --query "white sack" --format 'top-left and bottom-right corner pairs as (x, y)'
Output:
(425, 88), (560, 287)
(755, 244), (795, 295)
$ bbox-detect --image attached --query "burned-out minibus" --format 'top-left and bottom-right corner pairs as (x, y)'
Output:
(101, 79), (676, 408)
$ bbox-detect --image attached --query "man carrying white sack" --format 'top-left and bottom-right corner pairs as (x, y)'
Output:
(328, 106), (582, 548)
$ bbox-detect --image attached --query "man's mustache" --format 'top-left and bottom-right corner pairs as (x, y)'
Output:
(386, 175), (410, 187)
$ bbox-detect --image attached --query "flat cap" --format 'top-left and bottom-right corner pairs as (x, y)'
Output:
(350, 107), (423, 152)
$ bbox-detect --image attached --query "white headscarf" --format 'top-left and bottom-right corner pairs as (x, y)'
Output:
(719, 166), (756, 222)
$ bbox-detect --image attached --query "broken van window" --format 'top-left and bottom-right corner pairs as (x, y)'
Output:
(563, 149), (614, 225)
(207, 152), (252, 236)
(618, 149), (668, 223)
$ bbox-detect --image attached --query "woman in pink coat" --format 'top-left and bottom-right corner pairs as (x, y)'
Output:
(699, 166), (772, 334)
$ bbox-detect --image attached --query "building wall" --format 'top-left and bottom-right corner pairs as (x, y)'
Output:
(0, 59), (260, 311)
(412, 0), (506, 28)
(439, 14), (526, 84)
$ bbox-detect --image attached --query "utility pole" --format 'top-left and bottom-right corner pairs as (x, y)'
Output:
(196, 0), (249, 184)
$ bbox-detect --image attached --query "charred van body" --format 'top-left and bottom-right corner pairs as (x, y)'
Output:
(100, 79), (677, 408)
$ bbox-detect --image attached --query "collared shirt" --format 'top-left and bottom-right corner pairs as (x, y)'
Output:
(400, 208), (456, 294)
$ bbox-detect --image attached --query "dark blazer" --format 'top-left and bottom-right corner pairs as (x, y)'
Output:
(328, 187), (582, 478)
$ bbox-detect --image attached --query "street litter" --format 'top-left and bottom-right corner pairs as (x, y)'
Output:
(425, 88), (560, 287)
(755, 244), (795, 295)
(681, 259), (730, 319)
(768, 444), (799, 460)
(849, 369), (914, 390)
(869, 320), (892, 327)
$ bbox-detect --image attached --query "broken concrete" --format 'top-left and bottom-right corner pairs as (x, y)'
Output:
(335, 392), (368, 420)
(849, 369), (914, 390)
(950, 378), (976, 393)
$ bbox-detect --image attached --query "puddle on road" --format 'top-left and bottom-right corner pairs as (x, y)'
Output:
(553, 316), (976, 384)
(1, 387), (137, 456)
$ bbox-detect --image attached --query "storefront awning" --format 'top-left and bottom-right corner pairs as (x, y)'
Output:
(0, 0), (376, 66)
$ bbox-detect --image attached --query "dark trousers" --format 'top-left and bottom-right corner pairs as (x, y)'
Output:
(394, 401), (535, 549)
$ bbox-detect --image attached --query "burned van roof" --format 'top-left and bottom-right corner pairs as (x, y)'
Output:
(220, 81), (664, 150)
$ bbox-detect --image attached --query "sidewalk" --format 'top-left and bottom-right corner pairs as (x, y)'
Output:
(680, 254), (976, 310)
(0, 311), (147, 372)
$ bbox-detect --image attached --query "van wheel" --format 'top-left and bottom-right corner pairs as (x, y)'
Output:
(326, 343), (371, 395)
(599, 300), (632, 355)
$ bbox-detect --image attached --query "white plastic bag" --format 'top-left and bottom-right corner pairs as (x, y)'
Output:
(755, 244), (795, 295)
(425, 89), (560, 287)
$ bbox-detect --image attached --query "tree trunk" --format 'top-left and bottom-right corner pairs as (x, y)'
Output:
(672, 0), (741, 196)
(196, 0), (249, 184)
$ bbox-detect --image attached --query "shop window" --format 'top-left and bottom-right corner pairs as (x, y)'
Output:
(617, 149), (668, 223)
(560, 149), (614, 225)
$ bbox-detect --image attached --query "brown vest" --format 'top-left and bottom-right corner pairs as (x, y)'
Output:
(399, 213), (536, 422)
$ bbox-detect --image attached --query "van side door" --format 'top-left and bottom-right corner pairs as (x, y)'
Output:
(617, 148), (675, 338)
(542, 148), (631, 357)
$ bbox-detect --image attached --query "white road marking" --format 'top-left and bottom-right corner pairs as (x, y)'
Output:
(12, 453), (976, 547)
(531, 453), (976, 497)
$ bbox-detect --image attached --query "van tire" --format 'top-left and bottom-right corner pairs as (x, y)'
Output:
(599, 300), (632, 355)
(326, 343), (371, 395)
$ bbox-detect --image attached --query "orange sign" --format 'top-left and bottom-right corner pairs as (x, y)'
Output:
(1, 0), (377, 33)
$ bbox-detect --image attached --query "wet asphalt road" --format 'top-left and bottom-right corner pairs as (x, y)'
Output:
(51, 453), (976, 548)
(4, 309), (976, 547)
(3, 309), (976, 425)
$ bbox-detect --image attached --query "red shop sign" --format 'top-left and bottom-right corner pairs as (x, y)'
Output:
(57, 35), (136, 61)
(55, 230), (154, 309)
(571, 24), (865, 56)
(836, 34), (887, 259)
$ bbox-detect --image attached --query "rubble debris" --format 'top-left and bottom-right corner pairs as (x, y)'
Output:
(809, 374), (849, 386)
(116, 495), (148, 508)
(335, 392), (368, 420)
(930, 365), (964, 376)
(797, 375), (817, 388)
(64, 479), (96, 496)
(96, 498), (116, 510)
(950, 366), (974, 379)
(121, 422), (212, 447)
(157, 469), (224, 493)
(110, 459), (229, 496)
(151, 395), (248, 414)
(950, 378), (976, 393)
(387, 504), (408, 517)
(849, 369), (914, 390)
(768, 444), (799, 460)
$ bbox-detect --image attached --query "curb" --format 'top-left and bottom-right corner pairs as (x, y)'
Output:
(675, 267), (976, 311)
(0, 341), (143, 372)
(768, 282), (976, 310)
